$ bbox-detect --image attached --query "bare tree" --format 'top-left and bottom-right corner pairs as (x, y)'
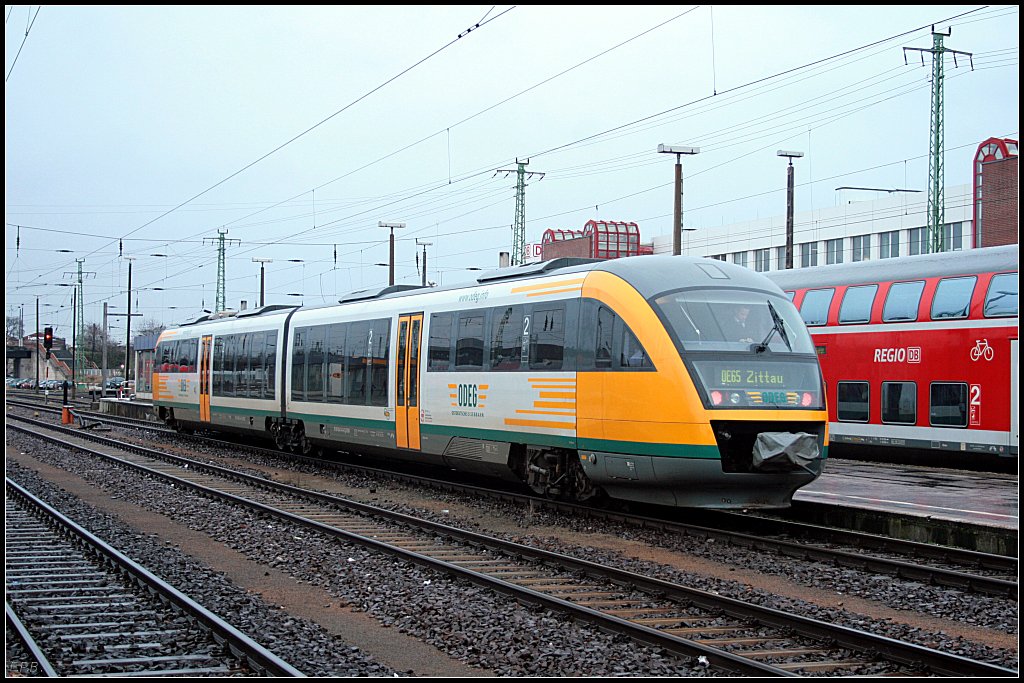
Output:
(136, 319), (167, 337)
(6, 314), (23, 343)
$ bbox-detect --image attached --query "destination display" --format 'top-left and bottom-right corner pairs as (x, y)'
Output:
(690, 359), (824, 409)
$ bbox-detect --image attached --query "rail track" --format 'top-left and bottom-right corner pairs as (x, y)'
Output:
(8, 400), (1017, 600)
(6, 415), (1017, 677)
(5, 477), (304, 677)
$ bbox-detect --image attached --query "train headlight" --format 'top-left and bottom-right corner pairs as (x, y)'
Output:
(711, 390), (723, 405)
(728, 392), (743, 405)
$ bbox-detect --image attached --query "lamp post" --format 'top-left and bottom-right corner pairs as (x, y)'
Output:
(124, 256), (136, 382)
(252, 258), (273, 307)
(658, 145), (700, 256)
(379, 221), (406, 286)
(777, 150), (804, 270)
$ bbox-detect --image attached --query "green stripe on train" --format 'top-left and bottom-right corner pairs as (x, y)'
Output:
(159, 403), (828, 460)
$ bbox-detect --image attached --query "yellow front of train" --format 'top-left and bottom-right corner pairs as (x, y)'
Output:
(575, 258), (828, 509)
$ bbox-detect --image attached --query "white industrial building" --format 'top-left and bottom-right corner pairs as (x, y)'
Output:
(650, 183), (973, 270)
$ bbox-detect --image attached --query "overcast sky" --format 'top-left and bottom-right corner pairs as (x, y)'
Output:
(5, 5), (1019, 340)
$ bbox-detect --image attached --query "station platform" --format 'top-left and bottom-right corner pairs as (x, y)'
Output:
(790, 458), (1017, 554)
(99, 398), (1017, 553)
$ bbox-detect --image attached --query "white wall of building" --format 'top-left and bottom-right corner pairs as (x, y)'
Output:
(652, 183), (973, 271)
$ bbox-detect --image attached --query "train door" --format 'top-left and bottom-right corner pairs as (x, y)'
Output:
(395, 313), (424, 450)
(199, 335), (213, 423)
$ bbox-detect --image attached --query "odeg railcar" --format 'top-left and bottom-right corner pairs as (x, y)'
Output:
(154, 256), (828, 509)
(767, 244), (1018, 466)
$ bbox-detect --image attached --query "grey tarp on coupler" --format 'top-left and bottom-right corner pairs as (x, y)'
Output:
(752, 432), (820, 471)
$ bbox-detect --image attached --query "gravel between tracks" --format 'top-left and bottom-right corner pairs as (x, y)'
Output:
(6, 424), (1018, 674)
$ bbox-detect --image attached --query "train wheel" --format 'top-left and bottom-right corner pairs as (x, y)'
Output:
(522, 447), (599, 503)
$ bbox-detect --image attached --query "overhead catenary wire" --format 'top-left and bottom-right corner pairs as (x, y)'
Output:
(7, 6), (1015, 320)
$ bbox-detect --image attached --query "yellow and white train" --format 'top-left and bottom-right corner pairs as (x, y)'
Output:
(154, 255), (829, 508)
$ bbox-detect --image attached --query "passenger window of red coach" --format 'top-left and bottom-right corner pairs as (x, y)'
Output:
(984, 272), (1018, 318)
(882, 382), (916, 424)
(931, 276), (977, 320)
(930, 383), (968, 428)
(836, 381), (869, 422)
(839, 285), (877, 324)
(799, 288), (834, 326)
(882, 281), (925, 322)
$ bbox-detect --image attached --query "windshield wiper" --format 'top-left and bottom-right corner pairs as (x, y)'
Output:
(754, 300), (791, 353)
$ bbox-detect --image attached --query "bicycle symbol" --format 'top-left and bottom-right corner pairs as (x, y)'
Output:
(970, 339), (994, 361)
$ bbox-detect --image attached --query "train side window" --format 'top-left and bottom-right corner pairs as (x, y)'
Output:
(212, 337), (224, 394)
(455, 312), (485, 370)
(253, 332), (266, 400)
(836, 381), (869, 422)
(306, 326), (326, 402)
(236, 334), (251, 398)
(223, 334), (238, 397)
(595, 307), (614, 369)
(344, 321), (371, 405)
(291, 328), (307, 401)
(881, 382), (916, 424)
(156, 340), (172, 370)
(930, 382), (968, 428)
(882, 280), (925, 322)
(530, 305), (565, 370)
(799, 288), (834, 326)
(618, 319), (652, 369)
(428, 313), (454, 371)
(326, 323), (347, 402)
(490, 305), (524, 371)
(369, 319), (390, 407)
(838, 285), (877, 324)
(984, 272), (1018, 317)
(931, 276), (976, 319)
(265, 331), (277, 401)
(784, 291), (795, 302)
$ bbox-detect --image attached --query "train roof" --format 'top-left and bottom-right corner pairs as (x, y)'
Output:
(765, 244), (1019, 291)
(164, 255), (788, 335)
(271, 255), (782, 310)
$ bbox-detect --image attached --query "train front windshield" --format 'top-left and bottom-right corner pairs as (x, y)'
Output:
(654, 289), (824, 409)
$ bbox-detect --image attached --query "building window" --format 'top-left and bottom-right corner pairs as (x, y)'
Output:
(754, 249), (770, 272)
(879, 230), (899, 259)
(851, 234), (871, 262)
(776, 246), (788, 270)
(732, 251), (748, 268)
(940, 222), (963, 252)
(909, 227), (928, 256)
(709, 254), (727, 261)
(800, 242), (818, 268)
(837, 381), (870, 422)
(826, 238), (844, 265)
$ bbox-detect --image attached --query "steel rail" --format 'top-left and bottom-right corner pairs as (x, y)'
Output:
(8, 419), (1017, 678)
(5, 477), (305, 678)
